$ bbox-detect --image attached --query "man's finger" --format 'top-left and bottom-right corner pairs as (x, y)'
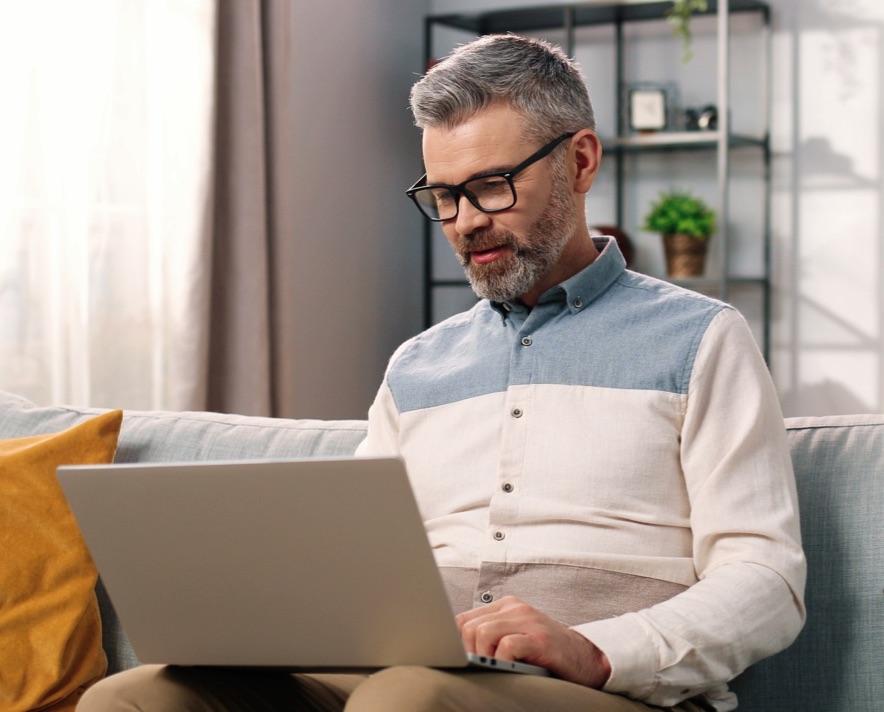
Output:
(492, 632), (537, 661)
(470, 617), (523, 656)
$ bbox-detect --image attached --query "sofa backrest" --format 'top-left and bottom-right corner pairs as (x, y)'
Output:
(730, 414), (883, 710)
(0, 390), (368, 464)
(3, 391), (882, 707)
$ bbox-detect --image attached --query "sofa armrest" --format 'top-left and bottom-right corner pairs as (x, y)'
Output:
(730, 414), (884, 709)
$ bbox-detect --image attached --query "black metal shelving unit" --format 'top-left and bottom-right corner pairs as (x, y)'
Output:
(420, 0), (772, 361)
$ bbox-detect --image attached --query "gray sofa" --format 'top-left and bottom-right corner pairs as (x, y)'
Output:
(1, 389), (881, 710)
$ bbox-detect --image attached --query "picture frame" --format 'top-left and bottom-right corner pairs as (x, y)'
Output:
(623, 82), (677, 133)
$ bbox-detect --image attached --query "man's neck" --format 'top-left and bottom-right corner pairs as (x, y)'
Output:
(517, 231), (600, 308)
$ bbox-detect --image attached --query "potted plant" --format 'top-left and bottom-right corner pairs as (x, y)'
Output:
(643, 190), (716, 278)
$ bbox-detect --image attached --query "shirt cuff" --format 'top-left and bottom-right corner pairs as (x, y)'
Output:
(573, 613), (659, 701)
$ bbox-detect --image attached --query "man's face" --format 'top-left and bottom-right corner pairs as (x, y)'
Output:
(422, 106), (580, 305)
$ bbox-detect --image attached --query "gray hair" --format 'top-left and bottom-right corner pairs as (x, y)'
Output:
(409, 34), (595, 144)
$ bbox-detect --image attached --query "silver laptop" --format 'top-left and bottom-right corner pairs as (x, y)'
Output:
(57, 457), (548, 677)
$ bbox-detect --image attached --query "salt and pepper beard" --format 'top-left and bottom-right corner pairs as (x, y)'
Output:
(454, 163), (579, 304)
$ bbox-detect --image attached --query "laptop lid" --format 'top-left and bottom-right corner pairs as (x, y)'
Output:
(57, 457), (548, 676)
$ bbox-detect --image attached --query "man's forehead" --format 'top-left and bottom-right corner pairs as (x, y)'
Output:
(422, 108), (528, 183)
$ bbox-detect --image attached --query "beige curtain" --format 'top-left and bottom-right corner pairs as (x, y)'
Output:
(205, 0), (295, 416)
(0, 0), (216, 411)
(0, 0), (298, 415)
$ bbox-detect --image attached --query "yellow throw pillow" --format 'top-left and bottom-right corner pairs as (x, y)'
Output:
(0, 409), (123, 712)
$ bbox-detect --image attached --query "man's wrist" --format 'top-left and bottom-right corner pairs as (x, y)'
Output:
(570, 629), (612, 689)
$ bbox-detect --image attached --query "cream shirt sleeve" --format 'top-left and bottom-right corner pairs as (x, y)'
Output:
(575, 308), (807, 708)
(355, 379), (401, 458)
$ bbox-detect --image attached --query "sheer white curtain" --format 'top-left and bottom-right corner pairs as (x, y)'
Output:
(0, 0), (216, 410)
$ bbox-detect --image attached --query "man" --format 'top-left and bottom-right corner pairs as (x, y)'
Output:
(81, 34), (805, 712)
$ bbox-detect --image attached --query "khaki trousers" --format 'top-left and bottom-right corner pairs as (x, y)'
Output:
(78, 665), (710, 712)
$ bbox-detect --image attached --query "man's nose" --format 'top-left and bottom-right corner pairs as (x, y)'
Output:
(454, 194), (491, 235)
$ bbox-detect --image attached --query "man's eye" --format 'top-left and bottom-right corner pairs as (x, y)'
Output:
(431, 189), (455, 206)
(472, 178), (509, 195)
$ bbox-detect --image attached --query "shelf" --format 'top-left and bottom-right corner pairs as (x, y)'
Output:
(603, 131), (768, 152)
(429, 0), (769, 35)
(669, 276), (769, 290)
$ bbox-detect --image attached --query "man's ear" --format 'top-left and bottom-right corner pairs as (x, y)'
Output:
(571, 130), (602, 195)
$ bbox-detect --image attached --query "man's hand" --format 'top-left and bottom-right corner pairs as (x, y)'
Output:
(455, 595), (611, 688)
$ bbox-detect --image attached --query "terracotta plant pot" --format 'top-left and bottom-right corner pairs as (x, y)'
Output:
(662, 233), (708, 278)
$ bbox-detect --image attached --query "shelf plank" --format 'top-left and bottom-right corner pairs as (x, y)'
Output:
(668, 276), (769, 288)
(601, 131), (767, 151)
(428, 0), (770, 36)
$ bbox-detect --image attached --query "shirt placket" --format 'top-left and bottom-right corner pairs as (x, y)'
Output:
(475, 310), (541, 607)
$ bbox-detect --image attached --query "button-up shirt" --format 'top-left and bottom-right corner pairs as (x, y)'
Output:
(357, 237), (805, 710)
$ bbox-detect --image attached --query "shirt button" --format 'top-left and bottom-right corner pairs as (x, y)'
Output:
(480, 591), (494, 604)
(521, 336), (532, 346)
(573, 297), (583, 309)
(502, 482), (514, 493)
(493, 530), (506, 541)
(511, 407), (523, 418)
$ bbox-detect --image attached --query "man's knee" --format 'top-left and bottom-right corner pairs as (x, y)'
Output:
(78, 664), (251, 712)
(345, 666), (467, 712)
(79, 665), (180, 711)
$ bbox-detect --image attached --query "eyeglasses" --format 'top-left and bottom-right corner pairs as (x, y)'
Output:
(406, 132), (575, 222)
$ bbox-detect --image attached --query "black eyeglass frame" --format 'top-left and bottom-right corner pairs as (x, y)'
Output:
(406, 131), (576, 222)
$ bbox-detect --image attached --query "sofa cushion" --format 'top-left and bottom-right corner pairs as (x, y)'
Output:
(731, 414), (884, 710)
(0, 410), (123, 712)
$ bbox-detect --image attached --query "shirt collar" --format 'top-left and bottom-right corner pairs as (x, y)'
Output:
(490, 236), (626, 320)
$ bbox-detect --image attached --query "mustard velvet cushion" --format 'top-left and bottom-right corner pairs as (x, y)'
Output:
(0, 409), (123, 712)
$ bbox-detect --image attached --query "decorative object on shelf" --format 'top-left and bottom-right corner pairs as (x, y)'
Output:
(624, 82), (677, 133)
(643, 190), (716, 278)
(629, 87), (666, 131)
(684, 104), (718, 131)
(661, 233), (708, 278)
(589, 225), (634, 267)
(666, 0), (708, 63)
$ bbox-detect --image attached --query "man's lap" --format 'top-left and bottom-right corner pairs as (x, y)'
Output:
(78, 664), (703, 712)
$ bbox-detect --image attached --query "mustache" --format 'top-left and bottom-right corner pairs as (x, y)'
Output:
(459, 230), (519, 255)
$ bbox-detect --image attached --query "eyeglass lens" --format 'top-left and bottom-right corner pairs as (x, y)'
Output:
(413, 175), (515, 221)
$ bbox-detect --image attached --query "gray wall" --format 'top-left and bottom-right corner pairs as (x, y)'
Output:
(278, 0), (427, 419)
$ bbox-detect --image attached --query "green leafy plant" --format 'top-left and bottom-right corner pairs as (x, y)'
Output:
(667, 0), (708, 63)
(643, 190), (716, 240)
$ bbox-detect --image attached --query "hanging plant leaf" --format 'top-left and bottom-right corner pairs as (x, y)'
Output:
(666, 0), (708, 63)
